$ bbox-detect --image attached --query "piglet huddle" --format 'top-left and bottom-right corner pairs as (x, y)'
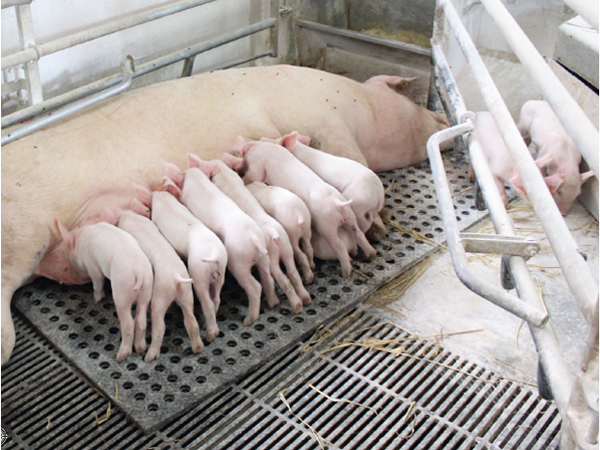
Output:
(55, 131), (384, 363)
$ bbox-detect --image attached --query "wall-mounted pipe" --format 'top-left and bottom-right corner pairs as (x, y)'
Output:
(1, 56), (134, 145)
(1, 0), (32, 9)
(1, 18), (276, 129)
(439, 0), (598, 327)
(479, 0), (599, 179)
(1, 0), (219, 69)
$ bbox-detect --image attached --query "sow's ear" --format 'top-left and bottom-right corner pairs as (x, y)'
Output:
(366, 75), (418, 95)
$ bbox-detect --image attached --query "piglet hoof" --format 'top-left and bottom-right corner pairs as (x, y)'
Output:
(134, 339), (147, 355)
(144, 348), (159, 364)
(243, 314), (258, 327)
(190, 338), (205, 354)
(267, 298), (281, 309)
(290, 301), (303, 315)
(205, 328), (220, 343)
(116, 347), (132, 363)
(302, 295), (312, 306)
(303, 272), (315, 285)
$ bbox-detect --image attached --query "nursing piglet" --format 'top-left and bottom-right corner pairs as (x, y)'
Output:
(135, 185), (227, 343)
(227, 134), (376, 278)
(245, 181), (315, 284)
(518, 100), (595, 215)
(190, 156), (311, 313)
(117, 209), (203, 363)
(164, 164), (277, 326)
(266, 132), (385, 234)
(54, 220), (153, 362)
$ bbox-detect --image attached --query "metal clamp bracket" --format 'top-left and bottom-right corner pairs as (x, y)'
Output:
(460, 233), (541, 259)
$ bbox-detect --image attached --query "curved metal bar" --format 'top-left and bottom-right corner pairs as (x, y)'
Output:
(426, 122), (549, 328)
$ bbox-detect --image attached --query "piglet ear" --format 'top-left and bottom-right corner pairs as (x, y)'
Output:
(534, 152), (553, 169)
(222, 152), (245, 172)
(159, 176), (182, 198)
(260, 136), (278, 144)
(231, 135), (250, 156)
(55, 219), (76, 250)
(133, 183), (152, 209)
(279, 131), (298, 152)
(581, 170), (595, 182)
(196, 160), (220, 179)
(508, 173), (526, 197)
(296, 132), (312, 146)
(131, 199), (150, 218)
(187, 153), (203, 168)
(164, 162), (184, 188)
(544, 173), (564, 194)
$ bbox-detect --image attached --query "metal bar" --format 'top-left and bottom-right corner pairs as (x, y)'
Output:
(439, 0), (598, 326)
(1, 56), (134, 146)
(479, 0), (599, 178)
(1, 0), (31, 8)
(460, 233), (540, 258)
(2, 18), (276, 129)
(562, 0), (599, 31)
(16, 3), (43, 105)
(426, 122), (549, 328)
(1, 0), (219, 69)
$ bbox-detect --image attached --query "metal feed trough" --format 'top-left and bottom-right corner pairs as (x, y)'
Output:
(1, 0), (598, 448)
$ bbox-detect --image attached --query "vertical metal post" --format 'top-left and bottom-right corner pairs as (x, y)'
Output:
(15, 3), (43, 105)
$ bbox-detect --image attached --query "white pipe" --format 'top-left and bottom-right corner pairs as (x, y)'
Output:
(1, 0), (218, 69)
(562, 0), (599, 31)
(440, 0), (598, 325)
(479, 0), (599, 179)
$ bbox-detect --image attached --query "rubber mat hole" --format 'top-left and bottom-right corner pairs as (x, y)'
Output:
(307, 309), (316, 316)
(168, 375), (178, 383)
(79, 301), (88, 308)
(254, 342), (264, 349)
(198, 357), (208, 364)
(123, 382), (134, 390)
(170, 356), (181, 364)
(267, 316), (278, 323)
(183, 366), (193, 373)
(40, 307), (50, 314)
(240, 350), (251, 357)
(84, 325), (93, 332)
(330, 294), (340, 301)
(109, 327), (119, 334)
(354, 280), (364, 286)
(155, 365), (166, 372)
(148, 404), (159, 412)
(267, 333), (277, 340)
(164, 394), (174, 402)
(254, 324), (264, 331)
(228, 323), (239, 331)
(317, 287), (327, 294)
(280, 308), (290, 316)
(127, 363), (137, 371)
(227, 341), (237, 348)
(100, 362), (109, 369)
(66, 308), (74, 315)
(78, 342), (88, 349)
(134, 393), (146, 401)
(180, 385), (191, 393)
(281, 324), (291, 332)
(213, 349), (223, 356)
(99, 318), (108, 325)
(47, 293), (56, 299)
(55, 300), (65, 307)
(151, 384), (162, 391)
(104, 344), (115, 351)
(89, 352), (99, 359)
(139, 373), (149, 380)
(111, 372), (121, 379)
(230, 307), (240, 314)
(94, 334), (104, 342)
(196, 376), (207, 384)
(293, 317), (304, 323)
(319, 302), (327, 308)
(342, 287), (351, 292)
(226, 358), (236, 366)
(49, 315), (59, 322)
(89, 310), (99, 317)
(211, 367), (222, 374)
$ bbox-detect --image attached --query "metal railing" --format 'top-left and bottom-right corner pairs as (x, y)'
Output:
(430, 1), (599, 448)
(1, 1), (280, 142)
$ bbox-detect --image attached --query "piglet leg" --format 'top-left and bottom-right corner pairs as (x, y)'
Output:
(195, 283), (220, 342)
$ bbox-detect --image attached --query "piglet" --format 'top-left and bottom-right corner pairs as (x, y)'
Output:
(135, 184), (227, 343)
(164, 164), (277, 326)
(55, 219), (153, 362)
(117, 209), (203, 362)
(190, 156), (311, 313)
(518, 100), (594, 215)
(225, 133), (376, 278)
(245, 181), (315, 284)
(264, 132), (385, 234)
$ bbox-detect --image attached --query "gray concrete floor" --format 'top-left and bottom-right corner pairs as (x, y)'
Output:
(366, 197), (599, 387)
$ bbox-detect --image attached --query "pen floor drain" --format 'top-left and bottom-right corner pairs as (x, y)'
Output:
(12, 149), (488, 432)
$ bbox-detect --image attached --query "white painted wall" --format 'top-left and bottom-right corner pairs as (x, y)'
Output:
(1, 0), (273, 111)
